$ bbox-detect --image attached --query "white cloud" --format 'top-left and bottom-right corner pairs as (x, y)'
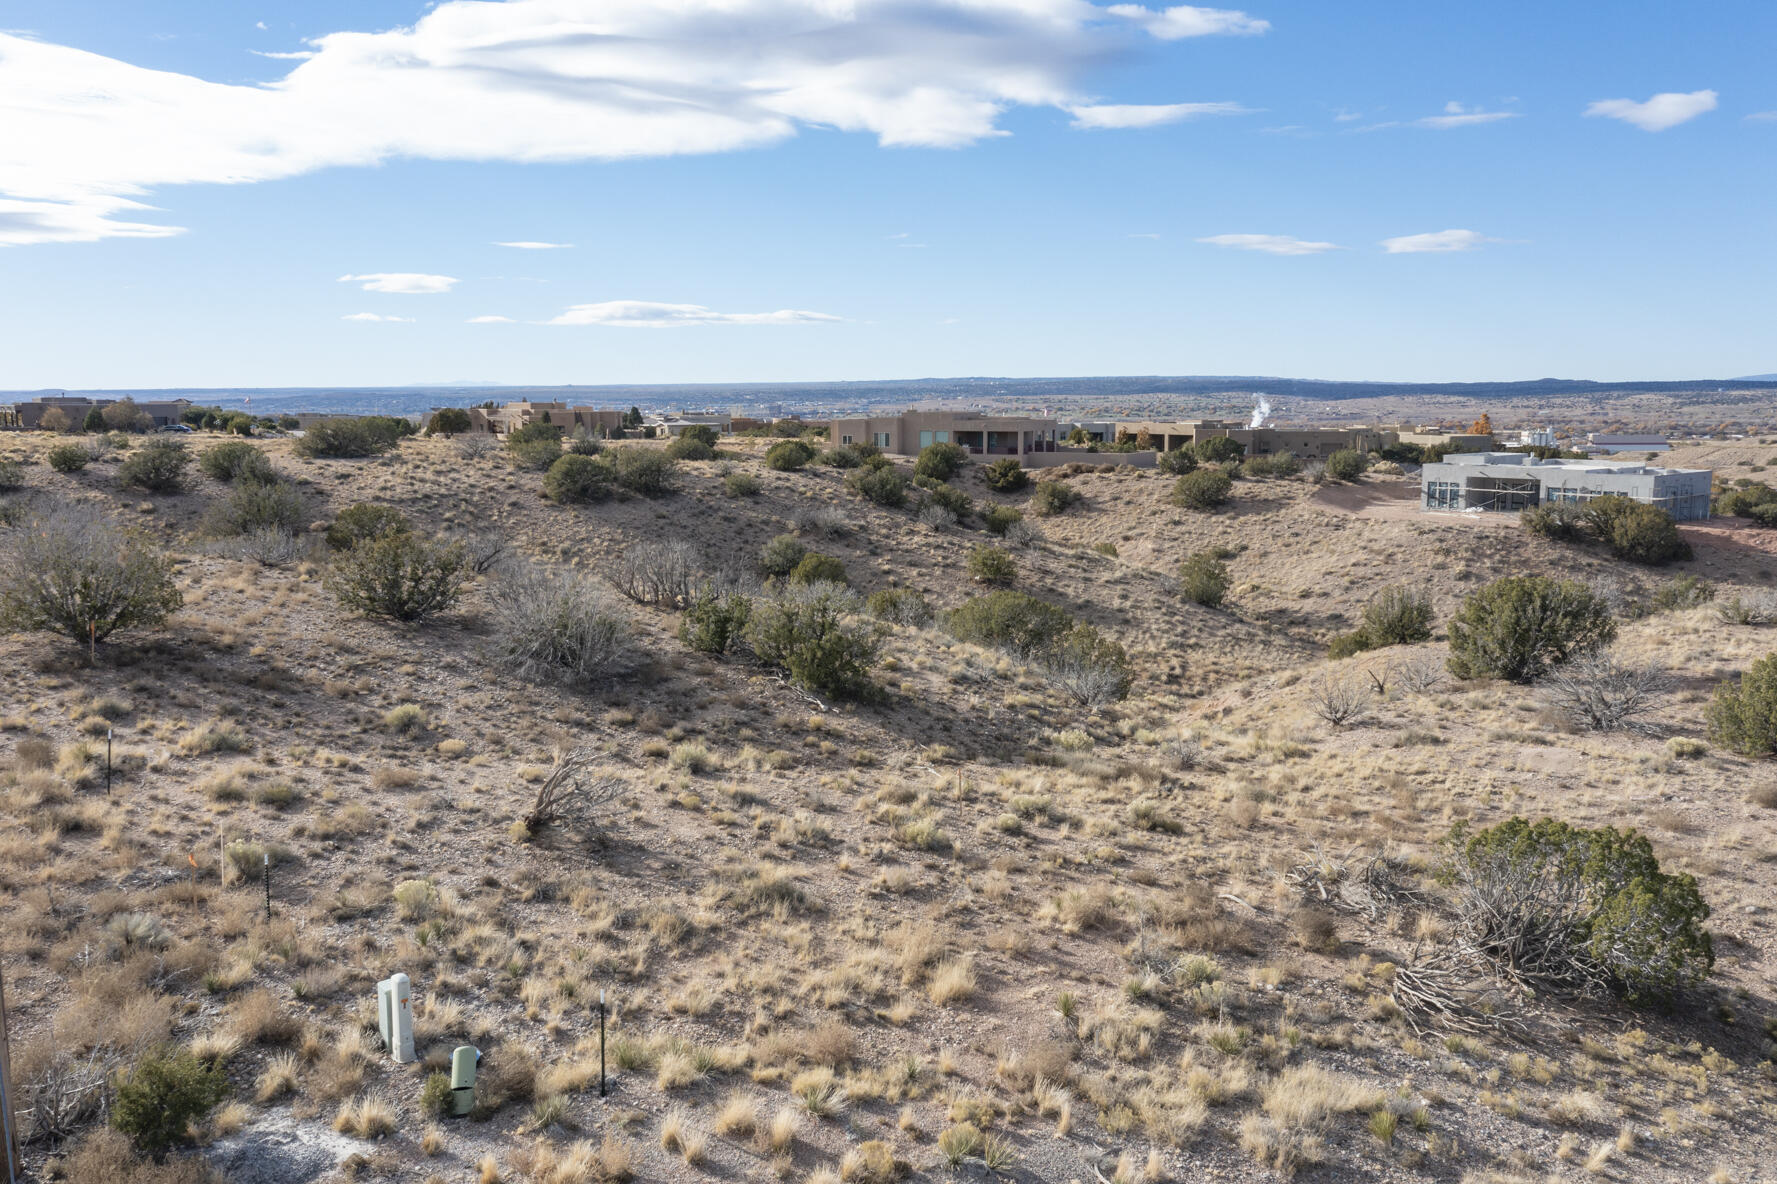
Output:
(1584, 90), (1717, 132)
(337, 272), (458, 294)
(0, 1), (1265, 246)
(545, 301), (841, 328)
(466, 315), (515, 323)
(255, 21), (268, 31)
(1380, 228), (1492, 254)
(249, 49), (316, 60)
(1197, 233), (1340, 256)
(342, 312), (414, 322)
(1748, 111), (1777, 123)
(1068, 101), (1251, 129)
(1363, 102), (1519, 131)
(1107, 5), (1269, 39)
(494, 240), (572, 249)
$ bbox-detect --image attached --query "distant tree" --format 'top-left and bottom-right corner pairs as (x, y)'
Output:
(767, 440), (815, 471)
(1325, 449), (1368, 482)
(1171, 469), (1232, 511)
(543, 453), (615, 504)
(846, 465), (908, 508)
(293, 417), (404, 459)
(81, 407), (106, 433)
(1192, 436), (1245, 464)
(117, 439), (190, 493)
(609, 447), (675, 496)
(915, 442), (967, 482)
(984, 458), (1028, 492)
(625, 405), (643, 428)
(1469, 413), (1493, 436)
(1446, 575), (1615, 682)
(428, 408), (472, 437)
(38, 406), (71, 434)
(1156, 448), (1196, 475)
(101, 397), (148, 432)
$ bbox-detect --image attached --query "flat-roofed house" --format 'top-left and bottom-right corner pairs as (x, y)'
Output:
(466, 401), (625, 436)
(1421, 452), (1711, 520)
(1113, 420), (1397, 459)
(828, 410), (1059, 458)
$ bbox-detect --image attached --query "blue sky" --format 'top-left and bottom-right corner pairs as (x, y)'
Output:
(1, 1), (1772, 389)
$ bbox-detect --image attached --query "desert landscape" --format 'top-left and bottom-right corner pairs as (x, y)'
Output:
(1, 422), (1774, 1184)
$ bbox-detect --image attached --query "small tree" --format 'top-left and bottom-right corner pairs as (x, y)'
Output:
(1444, 817), (1712, 1002)
(197, 440), (273, 483)
(746, 583), (882, 699)
(666, 433), (716, 461)
(327, 534), (469, 622)
(1040, 625), (1134, 706)
(1587, 497), (1691, 566)
(767, 440), (815, 471)
(1192, 436), (1244, 464)
(984, 458), (1028, 492)
(0, 508), (183, 644)
(1706, 652), (1777, 757)
(923, 482), (972, 523)
(1446, 575), (1616, 682)
(1521, 502), (1586, 542)
(1325, 449), (1367, 482)
(543, 453), (615, 504)
(984, 505), (1024, 536)
(1156, 448), (1196, 475)
(82, 407), (106, 434)
(867, 588), (932, 626)
(791, 552), (847, 585)
(203, 478), (306, 537)
(1361, 585), (1433, 645)
(1028, 480), (1080, 517)
(326, 503), (412, 551)
(1178, 551), (1230, 607)
(946, 590), (1073, 657)
(847, 466), (909, 508)
(47, 443), (90, 473)
(488, 562), (637, 687)
(117, 439), (190, 493)
(680, 586), (752, 655)
(967, 545), (1017, 586)
(428, 408), (472, 437)
(914, 442), (966, 482)
(610, 447), (675, 496)
(1171, 469), (1232, 511)
(758, 534), (808, 578)
(112, 1049), (229, 1161)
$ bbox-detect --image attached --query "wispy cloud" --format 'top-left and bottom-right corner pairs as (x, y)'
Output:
(1107, 5), (1270, 40)
(249, 49), (315, 60)
(0, 2), (1267, 245)
(1747, 110), (1777, 123)
(337, 272), (458, 295)
(466, 315), (514, 323)
(1584, 90), (1717, 132)
(1129, 232), (1161, 239)
(544, 301), (842, 328)
(1363, 102), (1519, 131)
(342, 312), (414, 322)
(494, 241), (572, 250)
(1381, 228), (1495, 254)
(1197, 233), (1340, 256)
(1068, 101), (1252, 129)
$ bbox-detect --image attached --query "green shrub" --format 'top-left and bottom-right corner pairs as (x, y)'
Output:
(1521, 502), (1586, 541)
(680, 587), (753, 655)
(946, 590), (1073, 657)
(1178, 551), (1229, 607)
(1325, 449), (1367, 482)
(565, 427), (603, 455)
(984, 505), (1024, 536)
(984, 458), (1028, 492)
(1192, 437), (1245, 464)
(1444, 816), (1712, 1002)
(1584, 497), (1692, 566)
(866, 588), (932, 626)
(326, 503), (412, 551)
(767, 440), (815, 471)
(790, 552), (848, 585)
(112, 1049), (230, 1159)
(678, 425), (720, 448)
(204, 478), (306, 536)
(847, 465), (908, 507)
(1362, 585), (1434, 645)
(723, 471), (762, 497)
(420, 1072), (454, 1117)
(508, 438), (564, 471)
(198, 441), (273, 483)
(1327, 630), (1375, 659)
(923, 482), (972, 522)
(1651, 574), (1714, 612)
(666, 434), (716, 461)
(746, 585), (882, 698)
(1155, 448), (1196, 476)
(1244, 452), (1301, 477)
(117, 440), (190, 493)
(0, 507), (183, 643)
(819, 446), (862, 468)
(0, 459), (23, 490)
(327, 534), (469, 622)
(1713, 481), (1777, 519)
(427, 408), (472, 437)
(1446, 575), (1616, 682)
(543, 453), (615, 504)
(914, 442), (967, 482)
(1706, 652), (1777, 757)
(1041, 625), (1134, 705)
(47, 443), (91, 473)
(609, 447), (675, 496)
(1029, 480), (1080, 517)
(292, 416), (406, 458)
(967, 545), (1017, 586)
(758, 534), (808, 578)
(1171, 469), (1232, 511)
(506, 422), (564, 447)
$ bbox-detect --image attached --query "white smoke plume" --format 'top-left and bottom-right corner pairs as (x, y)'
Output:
(1248, 395), (1272, 429)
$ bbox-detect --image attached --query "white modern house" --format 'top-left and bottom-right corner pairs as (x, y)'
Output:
(1421, 452), (1712, 520)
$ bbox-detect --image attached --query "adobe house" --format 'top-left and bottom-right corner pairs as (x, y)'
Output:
(828, 410), (1059, 458)
(1113, 420), (1398, 459)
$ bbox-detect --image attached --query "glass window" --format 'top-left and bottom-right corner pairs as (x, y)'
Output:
(936, 431), (951, 443)
(841, 435), (853, 445)
(919, 430), (933, 449)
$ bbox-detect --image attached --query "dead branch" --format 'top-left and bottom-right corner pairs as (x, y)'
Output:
(525, 746), (626, 833)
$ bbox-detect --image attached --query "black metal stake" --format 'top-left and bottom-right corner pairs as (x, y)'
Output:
(263, 853), (271, 923)
(105, 728), (112, 796)
(598, 989), (606, 1098)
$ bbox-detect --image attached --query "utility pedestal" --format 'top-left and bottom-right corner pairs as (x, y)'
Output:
(450, 1045), (479, 1117)
(376, 973), (415, 1064)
